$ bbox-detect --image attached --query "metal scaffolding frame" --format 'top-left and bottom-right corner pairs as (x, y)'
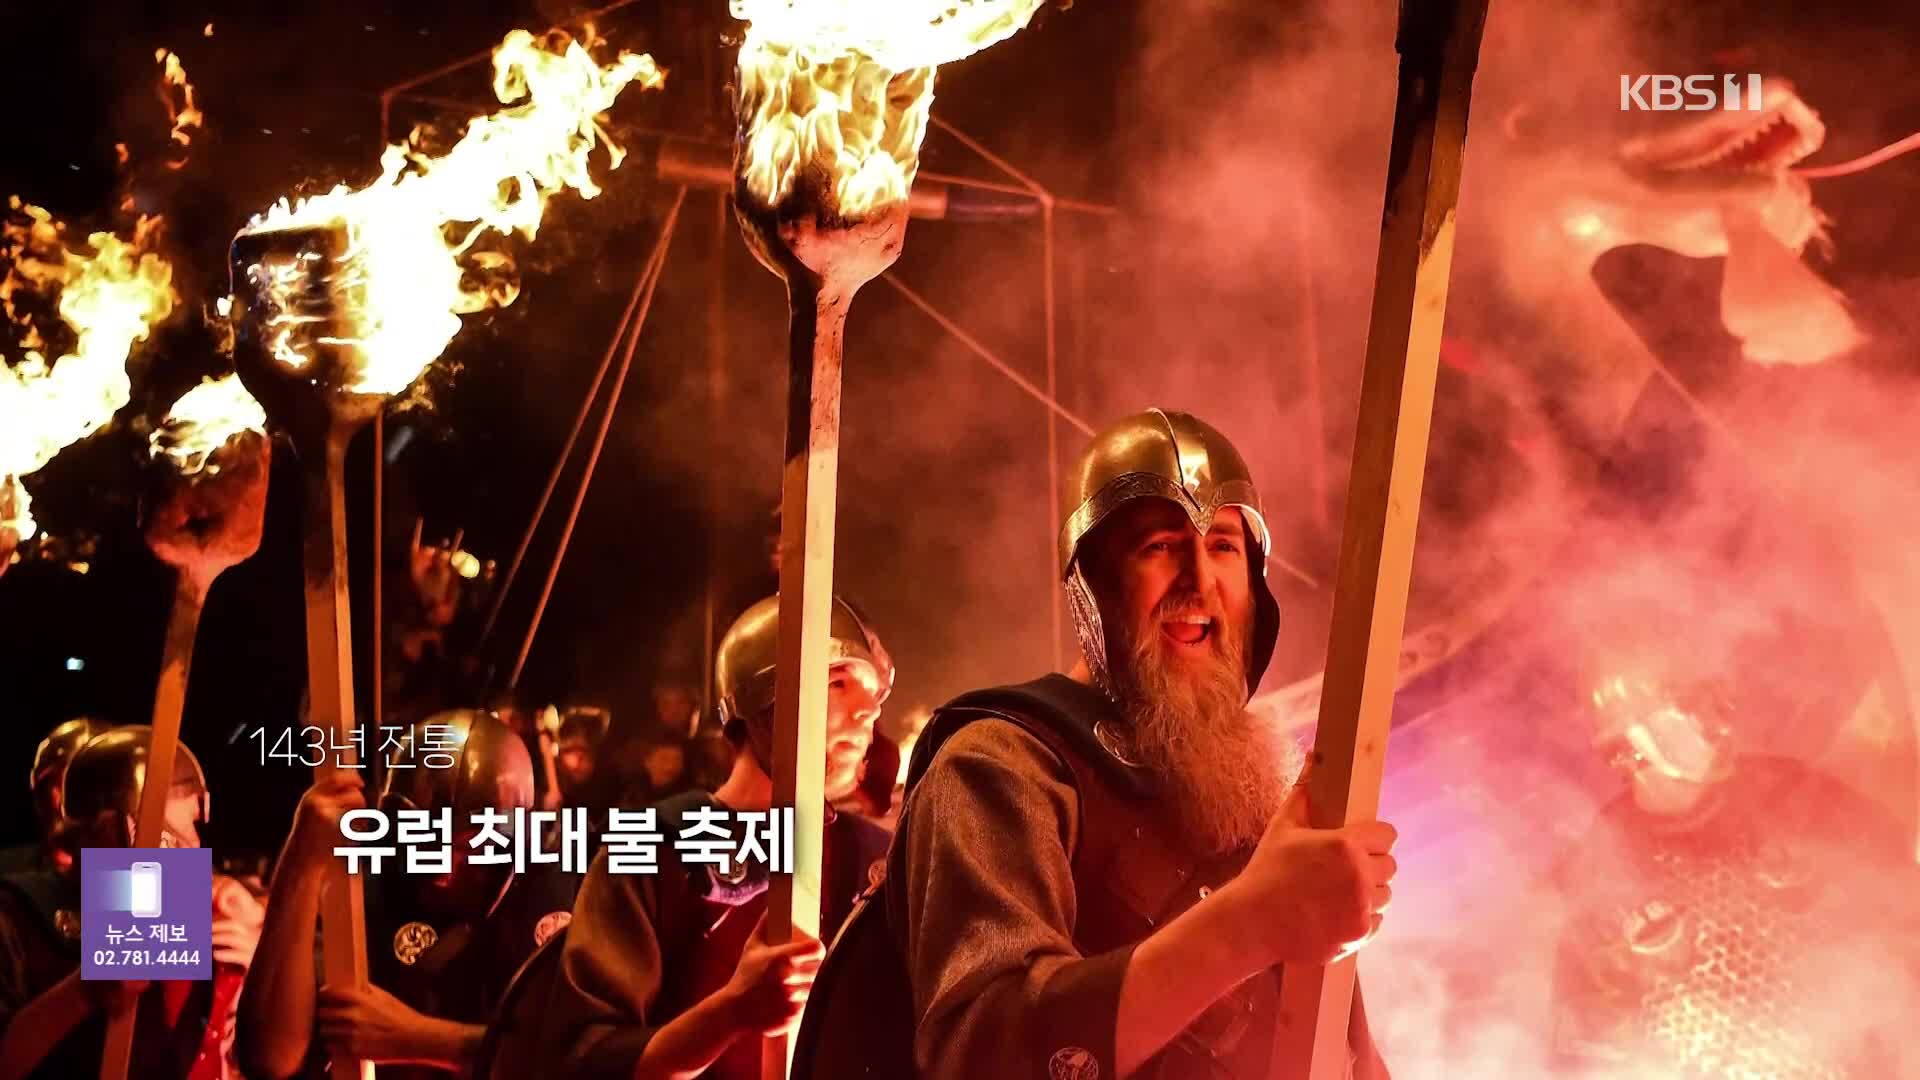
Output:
(371, 8), (1116, 708)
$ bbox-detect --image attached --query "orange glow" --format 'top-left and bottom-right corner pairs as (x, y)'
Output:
(155, 48), (203, 162)
(2, 200), (176, 540)
(237, 29), (663, 397)
(154, 375), (267, 473)
(731, 0), (1042, 218)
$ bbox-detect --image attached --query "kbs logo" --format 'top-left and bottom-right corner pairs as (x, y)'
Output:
(1620, 74), (1764, 111)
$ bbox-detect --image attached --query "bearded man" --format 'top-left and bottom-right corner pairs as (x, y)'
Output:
(796, 408), (1396, 1079)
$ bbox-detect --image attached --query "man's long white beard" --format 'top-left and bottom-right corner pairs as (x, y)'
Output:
(1108, 609), (1299, 855)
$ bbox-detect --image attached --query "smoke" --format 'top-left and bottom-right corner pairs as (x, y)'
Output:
(1090, 0), (1680, 686)
(5, 1), (1919, 1053)
(1068, 0), (1920, 1075)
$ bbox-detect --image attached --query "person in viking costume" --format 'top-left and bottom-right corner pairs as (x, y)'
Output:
(796, 408), (1396, 1079)
(0, 727), (259, 1079)
(238, 709), (576, 1080)
(531, 594), (893, 1080)
(0, 716), (112, 875)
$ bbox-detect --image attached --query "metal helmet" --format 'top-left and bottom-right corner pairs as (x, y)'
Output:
(549, 705), (611, 803)
(557, 705), (612, 748)
(379, 709), (535, 923)
(59, 725), (210, 847)
(1059, 408), (1281, 698)
(31, 717), (111, 838)
(715, 594), (896, 771)
(380, 709), (536, 817)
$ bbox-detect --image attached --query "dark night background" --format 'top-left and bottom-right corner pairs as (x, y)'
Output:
(3, 0), (1918, 876)
(0, 0), (1134, 860)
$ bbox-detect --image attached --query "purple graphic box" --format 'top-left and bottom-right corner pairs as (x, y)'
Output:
(80, 848), (212, 981)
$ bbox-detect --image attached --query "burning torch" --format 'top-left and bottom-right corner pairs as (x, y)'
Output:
(1271, 0), (1490, 1077)
(726, 2), (1043, 1076)
(220, 28), (663, 1080)
(1, 200), (176, 574)
(226, 220), (382, 1080)
(97, 377), (271, 1080)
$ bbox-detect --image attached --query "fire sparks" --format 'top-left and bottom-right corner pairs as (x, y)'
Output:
(2, 200), (177, 540)
(234, 30), (662, 399)
(731, 0), (1043, 218)
(153, 375), (267, 473)
(155, 48), (203, 163)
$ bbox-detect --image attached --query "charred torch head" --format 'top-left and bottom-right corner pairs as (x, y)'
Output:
(725, 0), (1048, 289)
(733, 189), (907, 292)
(227, 224), (385, 450)
(728, 56), (908, 291)
(143, 428), (270, 579)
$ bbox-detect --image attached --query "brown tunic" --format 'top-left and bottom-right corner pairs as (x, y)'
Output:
(543, 797), (886, 1080)
(889, 718), (1135, 1077)
(888, 707), (1383, 1079)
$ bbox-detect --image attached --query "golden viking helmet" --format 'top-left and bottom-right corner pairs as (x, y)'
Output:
(715, 594), (895, 770)
(1059, 408), (1281, 697)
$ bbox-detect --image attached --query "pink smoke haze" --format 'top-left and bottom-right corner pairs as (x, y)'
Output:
(1098, 0), (1920, 1075)
(655, 0), (1920, 1069)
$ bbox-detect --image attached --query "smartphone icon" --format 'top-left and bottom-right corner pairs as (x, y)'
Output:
(129, 861), (163, 919)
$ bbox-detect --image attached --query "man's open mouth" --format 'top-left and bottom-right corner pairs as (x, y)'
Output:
(1161, 613), (1214, 647)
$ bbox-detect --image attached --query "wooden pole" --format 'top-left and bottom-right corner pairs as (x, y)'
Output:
(761, 273), (850, 1080)
(306, 429), (374, 1080)
(733, 110), (907, 1080)
(733, 201), (904, 1080)
(100, 433), (270, 1080)
(1269, 1), (1490, 1077)
(227, 222), (375, 1079)
(96, 572), (207, 1080)
(371, 417), (384, 751)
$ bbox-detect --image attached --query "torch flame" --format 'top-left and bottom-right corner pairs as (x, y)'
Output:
(156, 48), (203, 163)
(238, 29), (663, 398)
(1, 475), (28, 551)
(2, 200), (177, 540)
(732, 0), (1043, 219)
(154, 374), (267, 473)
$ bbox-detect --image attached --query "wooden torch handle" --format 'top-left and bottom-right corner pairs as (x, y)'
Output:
(98, 573), (209, 1080)
(1269, 1), (1491, 1077)
(761, 280), (852, 1080)
(304, 431), (374, 1080)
